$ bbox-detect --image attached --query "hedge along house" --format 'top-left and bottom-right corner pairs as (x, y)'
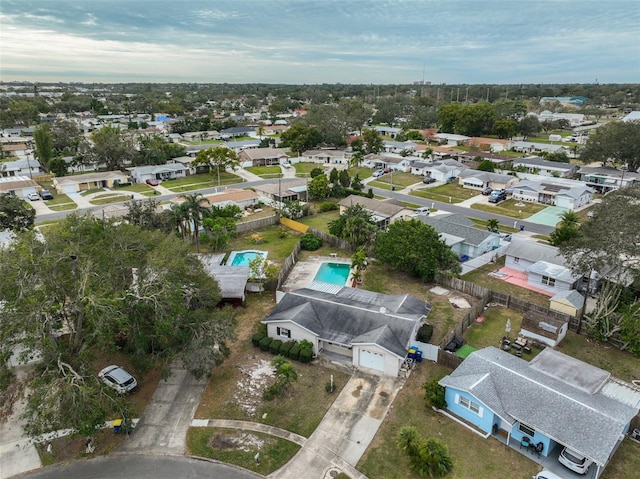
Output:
(438, 347), (638, 479)
(262, 286), (431, 377)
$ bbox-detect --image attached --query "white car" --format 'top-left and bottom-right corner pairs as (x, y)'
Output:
(533, 471), (564, 479)
(98, 365), (137, 394)
(27, 192), (40, 201)
(415, 207), (431, 215)
(281, 161), (291, 169)
(558, 446), (593, 475)
(372, 169), (385, 177)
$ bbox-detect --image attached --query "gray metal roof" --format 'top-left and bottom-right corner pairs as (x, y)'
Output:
(198, 254), (248, 299)
(513, 156), (575, 171)
(262, 287), (430, 358)
(550, 289), (585, 308)
(506, 239), (566, 266)
(527, 260), (577, 283)
(416, 214), (496, 247)
(439, 347), (638, 466)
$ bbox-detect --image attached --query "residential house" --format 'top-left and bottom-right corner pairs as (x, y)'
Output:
(223, 140), (262, 154)
(415, 144), (464, 161)
(467, 137), (513, 153)
(252, 178), (307, 207)
(0, 158), (43, 178)
(459, 151), (515, 167)
(422, 159), (467, 182)
(262, 286), (430, 376)
(0, 176), (40, 198)
(549, 289), (585, 318)
(510, 179), (594, 210)
(238, 147), (288, 168)
(362, 153), (406, 172)
(512, 157), (578, 178)
(579, 166), (639, 193)
(2, 127), (34, 138)
(457, 170), (519, 192)
(181, 131), (221, 142)
(373, 125), (402, 138)
(220, 126), (255, 138)
(52, 171), (131, 194)
(1, 143), (30, 159)
(169, 188), (259, 211)
(260, 124), (289, 136)
(337, 195), (412, 229)
(512, 142), (567, 156)
(434, 133), (471, 146)
(169, 156), (210, 175)
(622, 111), (640, 122)
(415, 213), (500, 261)
(439, 347), (637, 479)
(128, 163), (187, 184)
(199, 253), (249, 303)
(382, 140), (418, 155)
(301, 149), (349, 165)
(505, 239), (577, 295)
(519, 310), (569, 347)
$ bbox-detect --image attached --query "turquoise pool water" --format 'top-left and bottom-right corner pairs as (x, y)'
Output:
(314, 262), (351, 286)
(228, 250), (267, 267)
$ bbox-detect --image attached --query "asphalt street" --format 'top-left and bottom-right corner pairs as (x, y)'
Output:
(19, 455), (260, 479)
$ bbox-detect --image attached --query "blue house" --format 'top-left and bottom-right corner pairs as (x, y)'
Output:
(439, 347), (639, 478)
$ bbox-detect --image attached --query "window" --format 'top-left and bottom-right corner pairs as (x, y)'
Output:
(513, 257), (520, 264)
(458, 395), (482, 416)
(276, 327), (291, 339)
(519, 423), (535, 437)
(541, 275), (556, 287)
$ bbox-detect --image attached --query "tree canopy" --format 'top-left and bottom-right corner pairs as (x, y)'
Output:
(193, 146), (240, 185)
(328, 204), (378, 249)
(0, 193), (35, 231)
(0, 215), (235, 437)
(579, 121), (640, 172)
(375, 219), (461, 282)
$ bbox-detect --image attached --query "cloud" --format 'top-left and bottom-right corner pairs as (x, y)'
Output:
(0, 0), (638, 83)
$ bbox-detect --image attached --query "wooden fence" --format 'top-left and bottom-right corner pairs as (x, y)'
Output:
(236, 215), (279, 234)
(437, 348), (464, 369)
(277, 241), (302, 290)
(308, 227), (357, 253)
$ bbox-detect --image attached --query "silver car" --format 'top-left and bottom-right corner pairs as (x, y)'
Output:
(558, 446), (593, 475)
(98, 365), (137, 394)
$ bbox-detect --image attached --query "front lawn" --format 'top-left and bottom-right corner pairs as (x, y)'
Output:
(187, 427), (300, 476)
(347, 166), (374, 179)
(246, 166), (283, 178)
(471, 199), (547, 219)
(89, 194), (131, 205)
(372, 172), (421, 188)
(162, 172), (242, 192)
(116, 183), (155, 194)
(293, 162), (318, 176)
(410, 183), (479, 203)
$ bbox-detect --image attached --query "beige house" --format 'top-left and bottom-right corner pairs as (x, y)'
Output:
(52, 171), (131, 194)
(239, 147), (289, 167)
(0, 176), (39, 198)
(337, 195), (412, 229)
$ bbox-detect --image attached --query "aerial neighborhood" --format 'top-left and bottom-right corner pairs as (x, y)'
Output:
(1, 81), (639, 479)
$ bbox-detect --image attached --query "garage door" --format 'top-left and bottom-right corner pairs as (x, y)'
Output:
(359, 349), (384, 371)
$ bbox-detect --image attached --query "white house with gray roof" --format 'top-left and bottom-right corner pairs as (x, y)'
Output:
(457, 170), (519, 192)
(422, 159), (467, 182)
(510, 179), (593, 210)
(415, 213), (500, 261)
(338, 195), (412, 229)
(579, 166), (639, 193)
(262, 286), (430, 376)
(439, 347), (638, 479)
(128, 163), (187, 183)
(511, 157), (578, 178)
(512, 141), (567, 155)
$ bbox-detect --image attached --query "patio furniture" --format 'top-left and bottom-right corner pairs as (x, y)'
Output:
(520, 436), (531, 449)
(514, 336), (528, 348)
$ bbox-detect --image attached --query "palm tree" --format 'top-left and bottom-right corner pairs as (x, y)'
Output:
(558, 210), (579, 228)
(179, 193), (210, 252)
(349, 151), (364, 174)
(487, 218), (500, 233)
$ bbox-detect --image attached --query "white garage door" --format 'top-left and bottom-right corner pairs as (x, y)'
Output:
(359, 349), (385, 371)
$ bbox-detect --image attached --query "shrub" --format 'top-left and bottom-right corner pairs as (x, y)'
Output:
(299, 348), (313, 363)
(251, 332), (266, 347)
(263, 382), (284, 401)
(269, 339), (283, 355)
(259, 336), (273, 352)
(416, 324), (434, 343)
(319, 201), (338, 212)
(299, 339), (313, 351)
(279, 341), (295, 356)
(325, 379), (337, 394)
(423, 379), (447, 409)
(288, 344), (301, 360)
(300, 233), (323, 251)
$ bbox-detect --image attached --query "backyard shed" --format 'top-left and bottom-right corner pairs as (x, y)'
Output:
(549, 289), (585, 317)
(520, 310), (568, 347)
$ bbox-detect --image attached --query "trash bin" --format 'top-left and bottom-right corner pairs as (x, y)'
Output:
(415, 350), (423, 362)
(391, 185), (395, 191)
(520, 225), (525, 231)
(113, 419), (123, 434)
(408, 348), (416, 359)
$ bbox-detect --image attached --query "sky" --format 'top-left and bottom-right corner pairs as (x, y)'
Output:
(1, 0), (639, 84)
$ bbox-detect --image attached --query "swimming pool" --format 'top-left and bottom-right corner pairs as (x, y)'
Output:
(313, 262), (351, 286)
(227, 250), (268, 267)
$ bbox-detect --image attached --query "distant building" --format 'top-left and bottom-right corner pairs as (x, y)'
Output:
(539, 96), (588, 107)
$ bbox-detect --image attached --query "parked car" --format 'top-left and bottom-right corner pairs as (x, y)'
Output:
(532, 471), (565, 479)
(281, 161), (291, 169)
(488, 190), (507, 203)
(415, 207), (431, 215)
(482, 187), (493, 195)
(383, 167), (393, 173)
(422, 176), (437, 184)
(98, 365), (137, 394)
(146, 178), (159, 186)
(372, 169), (385, 177)
(27, 192), (40, 201)
(558, 447), (593, 475)
(39, 189), (53, 200)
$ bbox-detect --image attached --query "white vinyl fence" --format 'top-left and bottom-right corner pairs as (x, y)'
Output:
(459, 244), (509, 276)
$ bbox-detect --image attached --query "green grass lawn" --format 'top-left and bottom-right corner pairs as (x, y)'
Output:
(410, 183), (479, 204)
(227, 225), (302, 263)
(461, 257), (551, 306)
(162, 172), (242, 192)
(370, 172), (420, 188)
(89, 194), (130, 205)
(187, 427), (300, 476)
(246, 165), (283, 178)
(471, 199), (547, 219)
(293, 162), (320, 176)
(44, 193), (73, 207)
(116, 183), (154, 194)
(298, 210), (340, 233)
(347, 166), (374, 179)
(80, 188), (105, 197)
(48, 203), (77, 211)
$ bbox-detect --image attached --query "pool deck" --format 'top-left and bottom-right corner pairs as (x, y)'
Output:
(281, 255), (352, 292)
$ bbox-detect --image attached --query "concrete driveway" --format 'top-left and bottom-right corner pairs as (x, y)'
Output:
(119, 364), (207, 455)
(270, 371), (403, 479)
